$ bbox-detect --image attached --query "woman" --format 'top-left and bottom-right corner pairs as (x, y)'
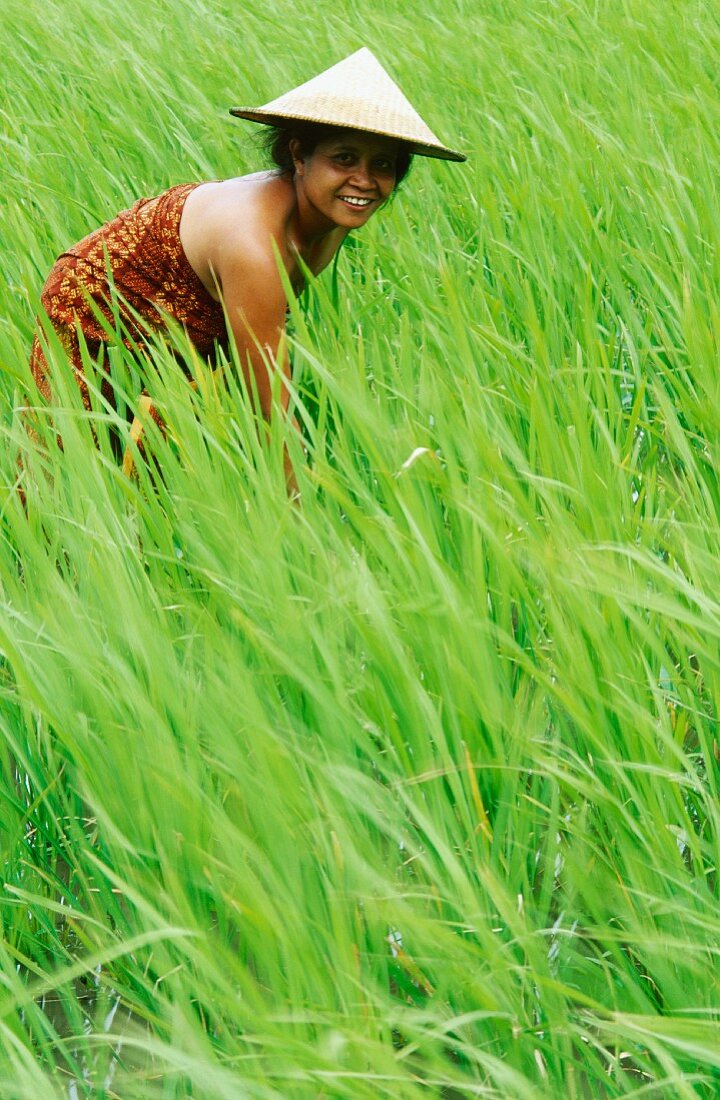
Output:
(29, 48), (465, 481)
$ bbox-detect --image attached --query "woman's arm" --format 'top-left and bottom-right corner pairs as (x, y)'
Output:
(213, 237), (300, 494)
(214, 240), (290, 413)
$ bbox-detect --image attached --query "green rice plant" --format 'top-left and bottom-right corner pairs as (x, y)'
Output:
(4, 0), (720, 1096)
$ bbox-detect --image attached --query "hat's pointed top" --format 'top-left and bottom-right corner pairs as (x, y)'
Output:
(230, 47), (466, 163)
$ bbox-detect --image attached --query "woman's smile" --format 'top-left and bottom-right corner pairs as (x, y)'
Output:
(335, 192), (377, 216)
(337, 194), (374, 208)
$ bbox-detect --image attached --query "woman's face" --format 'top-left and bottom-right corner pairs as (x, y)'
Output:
(291, 131), (400, 232)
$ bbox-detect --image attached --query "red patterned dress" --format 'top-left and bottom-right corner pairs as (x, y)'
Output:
(29, 183), (229, 410)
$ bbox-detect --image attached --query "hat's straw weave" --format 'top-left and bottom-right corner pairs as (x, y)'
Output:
(231, 48), (465, 163)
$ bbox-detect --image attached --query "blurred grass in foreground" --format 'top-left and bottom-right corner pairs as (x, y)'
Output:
(3, 0), (720, 1095)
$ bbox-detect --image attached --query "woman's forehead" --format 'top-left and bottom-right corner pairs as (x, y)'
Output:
(318, 130), (401, 155)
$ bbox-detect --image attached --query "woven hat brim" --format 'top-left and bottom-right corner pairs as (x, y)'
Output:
(230, 108), (466, 163)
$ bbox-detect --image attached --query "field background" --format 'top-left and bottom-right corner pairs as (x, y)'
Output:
(3, 0), (720, 1096)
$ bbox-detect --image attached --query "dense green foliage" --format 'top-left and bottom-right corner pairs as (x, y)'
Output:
(3, 0), (720, 1095)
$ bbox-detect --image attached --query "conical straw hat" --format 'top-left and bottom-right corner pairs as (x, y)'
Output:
(230, 47), (466, 163)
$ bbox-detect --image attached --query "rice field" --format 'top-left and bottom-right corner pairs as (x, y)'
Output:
(3, 0), (720, 1095)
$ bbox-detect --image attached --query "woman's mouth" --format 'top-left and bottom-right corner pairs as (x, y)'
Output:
(338, 195), (374, 210)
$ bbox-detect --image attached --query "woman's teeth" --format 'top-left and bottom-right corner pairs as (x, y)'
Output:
(340, 196), (372, 207)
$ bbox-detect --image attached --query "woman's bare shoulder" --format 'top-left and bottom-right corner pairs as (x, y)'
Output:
(184, 174), (292, 236)
(180, 173), (295, 293)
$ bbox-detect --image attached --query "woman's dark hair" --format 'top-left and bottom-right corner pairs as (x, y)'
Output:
(262, 123), (412, 187)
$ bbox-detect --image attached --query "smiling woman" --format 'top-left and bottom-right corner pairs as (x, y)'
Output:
(28, 47), (465, 490)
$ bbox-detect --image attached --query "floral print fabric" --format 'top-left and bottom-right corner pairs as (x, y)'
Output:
(30, 183), (228, 408)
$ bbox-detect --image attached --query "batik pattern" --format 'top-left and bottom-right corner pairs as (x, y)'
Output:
(30, 183), (228, 409)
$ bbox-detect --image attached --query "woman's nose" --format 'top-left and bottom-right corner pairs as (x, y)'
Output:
(349, 161), (373, 188)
